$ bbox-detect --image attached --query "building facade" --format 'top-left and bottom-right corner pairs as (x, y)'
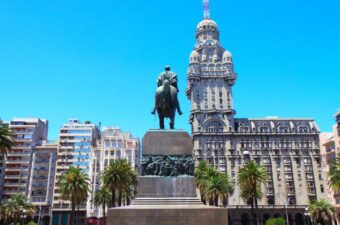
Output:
(87, 127), (139, 222)
(52, 119), (100, 225)
(186, 15), (327, 225)
(320, 111), (340, 224)
(29, 142), (58, 225)
(2, 118), (48, 200)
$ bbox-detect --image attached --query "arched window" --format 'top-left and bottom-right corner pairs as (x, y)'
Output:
(278, 126), (289, 133)
(298, 126), (309, 133)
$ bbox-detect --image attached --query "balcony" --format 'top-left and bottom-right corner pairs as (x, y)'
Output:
(5, 160), (30, 164)
(7, 152), (31, 157)
(4, 175), (27, 179)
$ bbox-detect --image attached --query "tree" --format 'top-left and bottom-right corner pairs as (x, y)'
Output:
(328, 153), (340, 193)
(194, 160), (209, 204)
(56, 167), (90, 225)
(238, 160), (268, 225)
(0, 126), (16, 158)
(93, 188), (112, 221)
(121, 169), (137, 206)
(194, 161), (234, 206)
(0, 194), (35, 225)
(265, 218), (286, 225)
(203, 172), (234, 206)
(102, 159), (137, 208)
(308, 199), (335, 225)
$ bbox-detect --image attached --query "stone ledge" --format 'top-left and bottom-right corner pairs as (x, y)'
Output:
(137, 176), (197, 198)
(107, 206), (228, 225)
(142, 130), (192, 155)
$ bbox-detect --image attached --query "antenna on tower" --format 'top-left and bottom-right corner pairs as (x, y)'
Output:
(203, 0), (210, 19)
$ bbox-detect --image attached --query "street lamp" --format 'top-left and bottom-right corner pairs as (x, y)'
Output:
(37, 198), (42, 225)
(304, 207), (311, 225)
(21, 209), (27, 225)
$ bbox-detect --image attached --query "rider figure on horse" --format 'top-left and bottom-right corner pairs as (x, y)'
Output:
(157, 65), (179, 92)
(152, 65), (182, 129)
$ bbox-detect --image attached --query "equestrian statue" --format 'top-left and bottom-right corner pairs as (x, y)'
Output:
(152, 65), (182, 129)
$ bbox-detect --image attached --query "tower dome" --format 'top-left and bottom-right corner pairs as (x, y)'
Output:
(196, 19), (218, 32)
(222, 50), (232, 63)
(190, 50), (200, 63)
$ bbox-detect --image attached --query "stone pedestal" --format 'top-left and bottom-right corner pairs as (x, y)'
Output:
(107, 130), (228, 225)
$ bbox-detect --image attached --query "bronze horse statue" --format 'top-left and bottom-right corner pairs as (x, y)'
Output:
(152, 79), (182, 129)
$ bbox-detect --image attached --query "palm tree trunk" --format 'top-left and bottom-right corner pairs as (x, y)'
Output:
(111, 188), (116, 208)
(71, 198), (75, 225)
(118, 190), (122, 207)
(214, 195), (219, 206)
(254, 197), (259, 225)
(103, 203), (106, 225)
(76, 204), (80, 225)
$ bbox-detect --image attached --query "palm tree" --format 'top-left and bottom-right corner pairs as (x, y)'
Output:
(194, 161), (234, 206)
(102, 160), (123, 208)
(203, 172), (234, 206)
(308, 199), (335, 225)
(194, 161), (209, 204)
(102, 159), (137, 207)
(238, 160), (268, 225)
(93, 188), (112, 222)
(57, 167), (90, 225)
(0, 126), (17, 158)
(122, 169), (137, 206)
(328, 153), (340, 192)
(0, 194), (35, 225)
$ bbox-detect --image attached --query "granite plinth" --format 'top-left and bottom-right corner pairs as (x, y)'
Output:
(107, 206), (228, 225)
(107, 130), (230, 225)
(137, 176), (196, 198)
(142, 130), (192, 155)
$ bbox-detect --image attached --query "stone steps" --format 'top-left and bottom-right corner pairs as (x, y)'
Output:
(133, 197), (203, 206)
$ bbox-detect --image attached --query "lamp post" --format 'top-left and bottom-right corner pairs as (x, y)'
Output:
(285, 203), (289, 225)
(304, 207), (311, 225)
(21, 209), (27, 225)
(37, 198), (42, 225)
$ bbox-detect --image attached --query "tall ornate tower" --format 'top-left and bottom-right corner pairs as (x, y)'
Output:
(186, 3), (237, 163)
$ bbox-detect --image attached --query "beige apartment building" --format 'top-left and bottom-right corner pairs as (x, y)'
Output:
(2, 118), (48, 200)
(87, 127), (139, 222)
(320, 111), (340, 224)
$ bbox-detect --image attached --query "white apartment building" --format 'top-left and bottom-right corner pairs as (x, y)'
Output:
(52, 119), (99, 225)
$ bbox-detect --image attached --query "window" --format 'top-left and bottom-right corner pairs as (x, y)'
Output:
(259, 127), (270, 133)
(206, 121), (224, 133)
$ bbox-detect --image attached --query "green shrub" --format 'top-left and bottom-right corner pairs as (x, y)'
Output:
(26, 221), (37, 225)
(265, 217), (286, 225)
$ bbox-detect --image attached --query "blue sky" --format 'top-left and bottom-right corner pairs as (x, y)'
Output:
(1, 0), (339, 140)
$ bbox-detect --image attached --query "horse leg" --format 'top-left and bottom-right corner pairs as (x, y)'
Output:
(170, 110), (175, 129)
(160, 116), (165, 129)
